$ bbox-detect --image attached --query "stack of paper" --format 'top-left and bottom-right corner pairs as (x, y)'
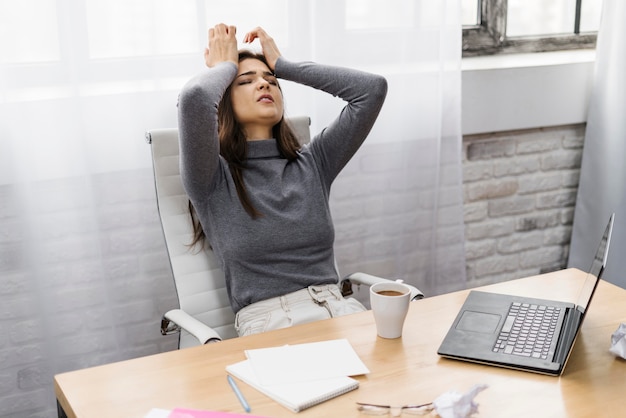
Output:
(226, 339), (369, 412)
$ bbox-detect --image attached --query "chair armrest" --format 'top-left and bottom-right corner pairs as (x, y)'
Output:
(161, 309), (222, 344)
(340, 272), (425, 301)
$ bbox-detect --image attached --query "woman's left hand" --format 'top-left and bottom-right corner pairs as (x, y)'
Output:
(243, 27), (282, 71)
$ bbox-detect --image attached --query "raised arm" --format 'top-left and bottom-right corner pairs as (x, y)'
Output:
(177, 24), (238, 201)
(243, 27), (387, 181)
(275, 58), (387, 183)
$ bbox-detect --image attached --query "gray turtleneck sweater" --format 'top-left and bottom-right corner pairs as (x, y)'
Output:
(177, 57), (387, 313)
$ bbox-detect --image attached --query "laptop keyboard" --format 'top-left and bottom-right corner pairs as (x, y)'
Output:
(492, 302), (562, 360)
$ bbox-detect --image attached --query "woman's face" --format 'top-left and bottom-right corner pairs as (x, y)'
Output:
(230, 58), (284, 138)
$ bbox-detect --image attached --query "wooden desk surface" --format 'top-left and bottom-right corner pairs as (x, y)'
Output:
(54, 269), (626, 418)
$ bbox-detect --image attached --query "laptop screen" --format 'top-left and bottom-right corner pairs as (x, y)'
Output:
(575, 213), (614, 314)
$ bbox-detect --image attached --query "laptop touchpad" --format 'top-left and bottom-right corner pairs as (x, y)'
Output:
(456, 311), (500, 334)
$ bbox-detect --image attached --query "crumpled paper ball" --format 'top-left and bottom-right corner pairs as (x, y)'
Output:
(432, 384), (488, 418)
(609, 323), (626, 359)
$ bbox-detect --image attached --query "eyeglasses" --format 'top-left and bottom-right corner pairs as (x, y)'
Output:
(357, 401), (434, 416)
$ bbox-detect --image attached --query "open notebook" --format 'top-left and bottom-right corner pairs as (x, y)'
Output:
(226, 360), (359, 413)
(226, 339), (368, 412)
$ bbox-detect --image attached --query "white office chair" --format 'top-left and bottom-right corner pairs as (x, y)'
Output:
(146, 117), (423, 349)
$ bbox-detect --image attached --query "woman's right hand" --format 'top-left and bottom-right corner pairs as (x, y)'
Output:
(204, 24), (238, 68)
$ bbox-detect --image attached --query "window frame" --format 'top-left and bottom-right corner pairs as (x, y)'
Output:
(462, 0), (597, 57)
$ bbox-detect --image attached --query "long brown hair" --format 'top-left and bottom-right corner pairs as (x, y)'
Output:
(189, 50), (302, 249)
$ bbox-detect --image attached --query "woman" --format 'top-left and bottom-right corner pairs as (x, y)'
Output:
(177, 24), (387, 336)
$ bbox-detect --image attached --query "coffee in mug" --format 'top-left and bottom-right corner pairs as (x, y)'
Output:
(370, 281), (412, 339)
(375, 289), (407, 297)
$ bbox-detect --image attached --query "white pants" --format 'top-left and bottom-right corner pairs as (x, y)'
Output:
(234, 284), (366, 337)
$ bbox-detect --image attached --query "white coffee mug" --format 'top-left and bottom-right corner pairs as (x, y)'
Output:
(370, 281), (411, 339)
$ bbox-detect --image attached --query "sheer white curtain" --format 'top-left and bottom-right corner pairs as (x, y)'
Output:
(0, 1), (463, 415)
(307, 0), (466, 299)
(568, 0), (626, 287)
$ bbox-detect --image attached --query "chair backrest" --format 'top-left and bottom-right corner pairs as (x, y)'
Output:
(146, 117), (311, 348)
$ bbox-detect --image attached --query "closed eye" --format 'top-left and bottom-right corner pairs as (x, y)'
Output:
(236, 70), (278, 86)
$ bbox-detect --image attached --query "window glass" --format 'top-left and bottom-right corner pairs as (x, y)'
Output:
(579, 0), (603, 32)
(507, 0), (575, 37)
(85, 0), (198, 59)
(463, 0), (603, 56)
(0, 0), (60, 63)
(345, 0), (414, 29)
(204, 0), (289, 49)
(462, 0), (480, 26)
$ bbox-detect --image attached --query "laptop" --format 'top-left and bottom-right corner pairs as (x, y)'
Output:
(437, 213), (614, 376)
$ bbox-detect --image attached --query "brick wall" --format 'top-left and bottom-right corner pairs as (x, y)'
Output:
(0, 123), (585, 417)
(463, 124), (585, 288)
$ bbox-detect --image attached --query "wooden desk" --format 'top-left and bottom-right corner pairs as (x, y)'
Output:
(54, 269), (626, 417)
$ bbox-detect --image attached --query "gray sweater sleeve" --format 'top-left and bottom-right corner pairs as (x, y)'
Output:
(275, 58), (388, 185)
(177, 61), (237, 204)
(177, 58), (387, 202)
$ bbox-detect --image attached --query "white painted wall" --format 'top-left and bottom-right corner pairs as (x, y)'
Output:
(462, 50), (596, 135)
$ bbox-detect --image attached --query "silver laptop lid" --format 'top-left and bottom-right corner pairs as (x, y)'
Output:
(576, 213), (614, 315)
